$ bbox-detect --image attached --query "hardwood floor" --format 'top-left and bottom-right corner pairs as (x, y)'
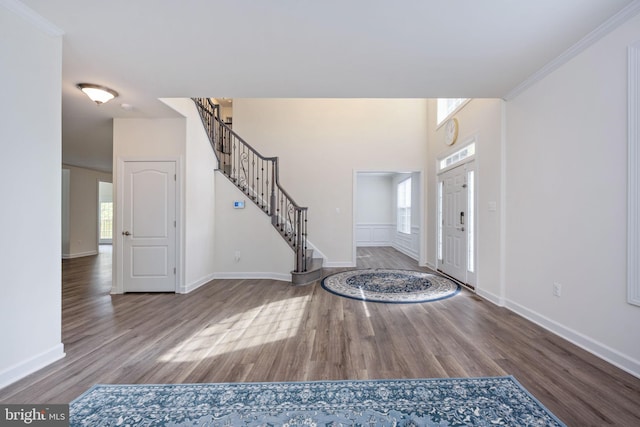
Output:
(1, 246), (639, 425)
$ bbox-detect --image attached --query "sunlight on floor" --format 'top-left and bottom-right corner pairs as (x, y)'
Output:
(158, 295), (310, 363)
(359, 291), (371, 318)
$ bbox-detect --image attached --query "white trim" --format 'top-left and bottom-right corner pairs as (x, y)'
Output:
(0, 343), (65, 389)
(476, 287), (505, 307)
(437, 136), (477, 174)
(112, 156), (182, 294)
(629, 40), (640, 306)
(324, 261), (357, 268)
(180, 273), (216, 294)
(436, 159), (477, 286)
(212, 272), (292, 282)
(503, 298), (640, 379)
(391, 242), (419, 261)
(356, 223), (394, 246)
(392, 225), (420, 260)
(62, 250), (98, 259)
(0, 0), (64, 36)
(505, 1), (640, 100)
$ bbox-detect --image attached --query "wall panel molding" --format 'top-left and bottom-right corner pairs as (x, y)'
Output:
(356, 223), (394, 247)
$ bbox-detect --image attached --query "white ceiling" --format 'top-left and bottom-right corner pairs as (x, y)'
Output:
(12, 0), (639, 172)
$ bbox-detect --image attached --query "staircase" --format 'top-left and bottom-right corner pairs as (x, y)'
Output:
(193, 98), (323, 285)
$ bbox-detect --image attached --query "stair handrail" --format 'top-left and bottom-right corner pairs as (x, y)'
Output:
(193, 98), (308, 273)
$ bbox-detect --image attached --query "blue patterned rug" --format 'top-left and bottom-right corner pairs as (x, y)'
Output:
(70, 377), (565, 426)
(321, 269), (460, 303)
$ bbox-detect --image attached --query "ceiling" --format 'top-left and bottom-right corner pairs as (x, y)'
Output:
(13, 0), (639, 172)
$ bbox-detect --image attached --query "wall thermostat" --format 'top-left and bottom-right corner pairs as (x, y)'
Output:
(233, 201), (245, 209)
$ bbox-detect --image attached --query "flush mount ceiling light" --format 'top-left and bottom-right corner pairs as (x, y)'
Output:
(76, 83), (119, 105)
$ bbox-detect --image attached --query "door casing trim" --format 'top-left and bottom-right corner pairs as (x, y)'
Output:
(111, 157), (182, 294)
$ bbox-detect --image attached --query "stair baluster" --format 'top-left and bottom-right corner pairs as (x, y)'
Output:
(193, 98), (308, 274)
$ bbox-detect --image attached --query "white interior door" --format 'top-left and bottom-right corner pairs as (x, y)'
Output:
(440, 164), (468, 282)
(123, 161), (176, 292)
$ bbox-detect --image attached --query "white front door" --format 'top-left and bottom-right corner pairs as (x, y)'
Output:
(440, 164), (468, 282)
(122, 161), (176, 292)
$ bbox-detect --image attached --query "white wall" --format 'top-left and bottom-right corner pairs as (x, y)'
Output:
(62, 165), (112, 258)
(160, 99), (218, 293)
(355, 173), (394, 246)
(505, 13), (640, 376)
(0, 6), (64, 387)
(233, 98), (429, 266)
(213, 173), (294, 280)
(112, 118), (186, 293)
(426, 98), (504, 294)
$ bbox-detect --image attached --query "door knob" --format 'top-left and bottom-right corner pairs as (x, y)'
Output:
(122, 231), (131, 236)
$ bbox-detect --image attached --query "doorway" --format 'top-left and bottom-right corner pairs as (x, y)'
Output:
(354, 171), (423, 266)
(437, 160), (475, 287)
(117, 160), (178, 293)
(98, 181), (113, 245)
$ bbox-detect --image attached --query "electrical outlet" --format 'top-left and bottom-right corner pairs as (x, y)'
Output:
(234, 251), (240, 262)
(553, 282), (562, 297)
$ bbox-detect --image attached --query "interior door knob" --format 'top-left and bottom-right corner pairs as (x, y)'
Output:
(122, 231), (131, 236)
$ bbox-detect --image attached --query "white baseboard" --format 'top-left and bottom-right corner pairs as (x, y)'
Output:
(180, 273), (217, 294)
(0, 343), (65, 389)
(324, 261), (356, 268)
(212, 272), (292, 282)
(391, 243), (419, 261)
(504, 298), (640, 379)
(476, 288), (506, 307)
(62, 250), (98, 259)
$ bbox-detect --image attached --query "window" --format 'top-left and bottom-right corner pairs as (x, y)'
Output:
(439, 142), (476, 171)
(397, 178), (411, 234)
(437, 98), (469, 125)
(98, 181), (113, 243)
(99, 202), (113, 240)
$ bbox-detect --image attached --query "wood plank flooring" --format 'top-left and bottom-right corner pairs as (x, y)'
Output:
(1, 246), (639, 425)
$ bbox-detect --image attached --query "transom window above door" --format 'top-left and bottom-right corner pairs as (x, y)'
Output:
(439, 142), (476, 172)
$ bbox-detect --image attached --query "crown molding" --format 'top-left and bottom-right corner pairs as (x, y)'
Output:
(504, 0), (640, 100)
(0, 0), (64, 36)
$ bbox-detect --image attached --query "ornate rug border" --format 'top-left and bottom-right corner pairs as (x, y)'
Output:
(70, 376), (566, 427)
(320, 268), (461, 304)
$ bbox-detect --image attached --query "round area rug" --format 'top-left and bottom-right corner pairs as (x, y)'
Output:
(321, 269), (460, 304)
